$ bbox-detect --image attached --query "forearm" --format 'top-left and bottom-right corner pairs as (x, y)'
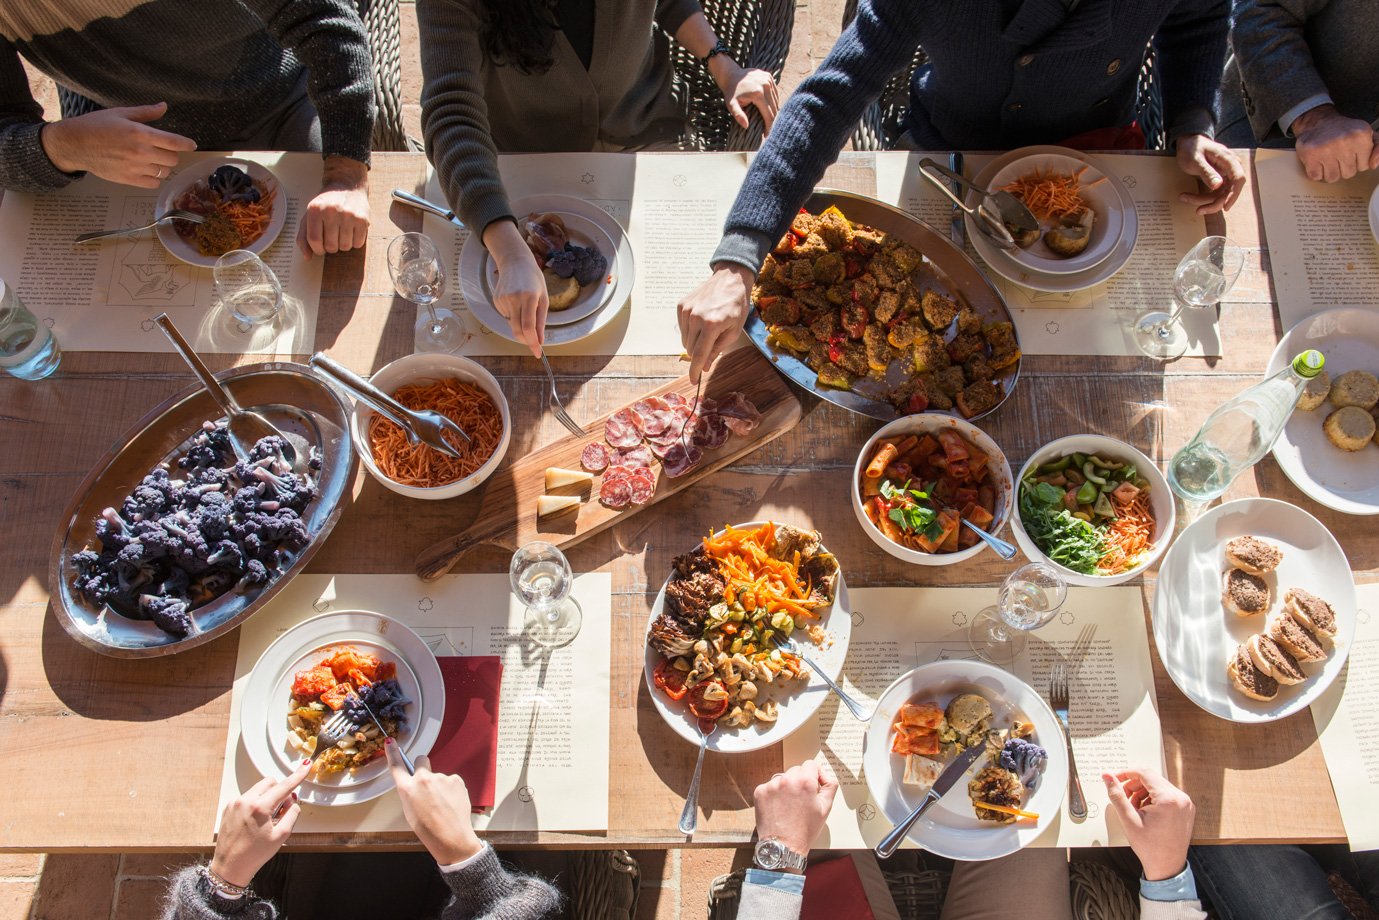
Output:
(437, 845), (561, 920)
(1230, 0), (1333, 136)
(1155, 0), (1231, 141)
(163, 866), (277, 920)
(322, 154), (368, 190)
(0, 43), (76, 192)
(673, 12), (742, 94)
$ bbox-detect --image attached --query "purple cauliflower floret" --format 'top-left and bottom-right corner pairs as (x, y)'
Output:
(999, 738), (1048, 788)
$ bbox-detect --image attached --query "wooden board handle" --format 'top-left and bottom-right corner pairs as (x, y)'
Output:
(415, 532), (495, 582)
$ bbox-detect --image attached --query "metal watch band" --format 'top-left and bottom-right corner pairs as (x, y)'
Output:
(755, 836), (808, 872)
(702, 40), (730, 63)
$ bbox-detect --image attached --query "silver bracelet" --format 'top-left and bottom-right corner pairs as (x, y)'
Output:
(200, 864), (252, 901)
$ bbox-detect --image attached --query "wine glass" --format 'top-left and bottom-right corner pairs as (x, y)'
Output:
(509, 542), (581, 649)
(969, 563), (1068, 663)
(387, 232), (464, 353)
(1132, 236), (1245, 360)
(214, 250), (283, 326)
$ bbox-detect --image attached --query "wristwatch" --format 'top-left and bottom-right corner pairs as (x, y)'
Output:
(701, 39), (730, 64)
(753, 836), (808, 873)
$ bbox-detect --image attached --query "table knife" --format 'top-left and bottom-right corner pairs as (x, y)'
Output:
(350, 690), (414, 776)
(947, 152), (965, 247)
(391, 188), (466, 230)
(875, 740), (984, 858)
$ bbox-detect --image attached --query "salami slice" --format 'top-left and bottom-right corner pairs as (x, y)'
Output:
(641, 410), (671, 437)
(605, 409), (642, 448)
(660, 441), (703, 478)
(716, 391), (762, 436)
(580, 442), (610, 472)
(604, 464), (636, 482)
(648, 437), (681, 459)
(628, 473), (656, 505)
(690, 413), (731, 450)
(616, 445), (654, 468)
(599, 478), (633, 508)
(662, 392), (686, 408)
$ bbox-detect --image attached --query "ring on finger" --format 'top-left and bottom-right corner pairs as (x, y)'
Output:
(154, 166), (166, 180)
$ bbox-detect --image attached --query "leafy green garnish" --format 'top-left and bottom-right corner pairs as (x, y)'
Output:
(1018, 476), (1106, 574)
(880, 479), (944, 541)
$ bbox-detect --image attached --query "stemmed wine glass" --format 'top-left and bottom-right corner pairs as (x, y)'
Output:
(509, 541), (582, 649)
(387, 232), (464, 353)
(1132, 236), (1245, 360)
(969, 562), (1068, 663)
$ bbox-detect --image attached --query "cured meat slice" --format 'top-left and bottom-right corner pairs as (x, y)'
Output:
(628, 473), (656, 505)
(599, 478), (633, 508)
(605, 409), (642, 448)
(686, 395), (719, 416)
(716, 391), (762, 436)
(604, 464), (636, 482)
(631, 397), (672, 436)
(648, 437), (682, 459)
(661, 441), (703, 478)
(690, 413), (730, 450)
(641, 411), (671, 437)
(580, 442), (610, 472)
(616, 445), (654, 468)
(662, 392), (686, 408)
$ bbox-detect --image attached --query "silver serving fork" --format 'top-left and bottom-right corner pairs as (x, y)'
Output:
(75, 209), (205, 243)
(540, 353), (586, 436)
(769, 631), (872, 721)
(1050, 663), (1088, 820)
(310, 710), (357, 762)
(310, 353), (470, 458)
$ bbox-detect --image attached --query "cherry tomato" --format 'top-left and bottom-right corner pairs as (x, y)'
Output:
(687, 680), (730, 721)
(653, 659), (688, 702)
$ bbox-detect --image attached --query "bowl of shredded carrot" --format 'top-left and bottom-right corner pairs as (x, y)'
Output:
(156, 158), (287, 267)
(1010, 434), (1174, 587)
(986, 152), (1124, 275)
(349, 353), (510, 500)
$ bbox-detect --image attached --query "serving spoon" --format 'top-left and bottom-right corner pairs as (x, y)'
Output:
(678, 720), (717, 836)
(917, 159), (1037, 252)
(961, 519), (1019, 560)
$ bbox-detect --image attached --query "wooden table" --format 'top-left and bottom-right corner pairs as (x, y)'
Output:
(0, 151), (1368, 853)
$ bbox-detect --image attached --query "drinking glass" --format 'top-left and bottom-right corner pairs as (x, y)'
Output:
(1133, 236), (1245, 360)
(509, 541), (581, 648)
(387, 232), (464, 353)
(969, 562), (1068, 663)
(0, 278), (61, 380)
(213, 250), (283, 326)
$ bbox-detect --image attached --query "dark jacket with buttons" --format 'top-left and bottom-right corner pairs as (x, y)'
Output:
(712, 0), (1229, 272)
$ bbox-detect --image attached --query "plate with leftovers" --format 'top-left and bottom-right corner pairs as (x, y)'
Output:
(241, 609), (445, 806)
(643, 521), (851, 754)
(459, 194), (635, 346)
(967, 147), (1138, 293)
(853, 414), (1013, 566)
(983, 152), (1124, 275)
(863, 659), (1066, 860)
(1266, 308), (1379, 515)
(745, 189), (1020, 422)
(156, 159), (286, 266)
(1151, 497), (1356, 723)
(1011, 434), (1174, 587)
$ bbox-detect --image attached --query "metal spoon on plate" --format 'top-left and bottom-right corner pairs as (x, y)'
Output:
(917, 158), (1039, 252)
(309, 353), (470, 459)
(678, 720), (716, 836)
(961, 519), (1019, 560)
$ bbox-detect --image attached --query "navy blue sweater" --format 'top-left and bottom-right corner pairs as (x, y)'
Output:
(713, 0), (1228, 272)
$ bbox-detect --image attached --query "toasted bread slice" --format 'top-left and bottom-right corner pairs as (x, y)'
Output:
(1228, 642), (1278, 701)
(1268, 612), (1327, 663)
(1284, 588), (1337, 638)
(1246, 634), (1306, 686)
(1223, 568), (1271, 617)
(1224, 536), (1283, 576)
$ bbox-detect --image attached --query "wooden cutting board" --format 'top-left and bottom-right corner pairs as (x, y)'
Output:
(414, 347), (803, 580)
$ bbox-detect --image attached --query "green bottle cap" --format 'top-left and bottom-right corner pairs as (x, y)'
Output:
(1292, 350), (1325, 378)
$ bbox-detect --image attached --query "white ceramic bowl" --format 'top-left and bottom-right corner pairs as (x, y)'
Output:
(984, 151), (1124, 275)
(155, 157), (287, 267)
(852, 415), (1014, 566)
(1010, 434), (1174, 587)
(348, 353), (511, 500)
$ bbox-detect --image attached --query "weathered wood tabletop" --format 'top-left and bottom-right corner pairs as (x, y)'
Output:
(0, 151), (1368, 853)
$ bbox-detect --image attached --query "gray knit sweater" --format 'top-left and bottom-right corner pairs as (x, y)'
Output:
(0, 0), (375, 193)
(162, 848), (561, 920)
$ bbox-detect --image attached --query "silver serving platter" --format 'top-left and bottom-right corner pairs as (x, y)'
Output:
(49, 363), (356, 658)
(745, 189), (1021, 422)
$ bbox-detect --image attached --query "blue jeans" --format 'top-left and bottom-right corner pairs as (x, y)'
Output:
(1190, 844), (1379, 920)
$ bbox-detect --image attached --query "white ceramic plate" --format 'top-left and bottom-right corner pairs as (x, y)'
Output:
(155, 157), (286, 267)
(1151, 498), (1356, 723)
(643, 523), (852, 754)
(968, 147), (1138, 293)
(482, 212), (617, 326)
(1268, 308), (1379, 515)
(241, 610), (445, 805)
(460, 194), (635, 346)
(862, 660), (1066, 861)
(983, 152), (1124, 275)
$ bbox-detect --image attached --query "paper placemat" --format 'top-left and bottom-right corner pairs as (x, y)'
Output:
(1254, 149), (1379, 333)
(782, 586), (1163, 849)
(216, 573), (611, 835)
(0, 151), (324, 354)
(875, 152), (1220, 357)
(1312, 582), (1379, 852)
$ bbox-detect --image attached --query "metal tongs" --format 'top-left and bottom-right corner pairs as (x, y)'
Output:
(309, 353), (470, 459)
(917, 158), (1038, 252)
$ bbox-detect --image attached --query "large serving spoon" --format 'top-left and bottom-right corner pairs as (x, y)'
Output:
(309, 353), (470, 458)
(916, 159), (1036, 252)
(678, 720), (717, 836)
(154, 313), (298, 466)
(961, 519), (1019, 560)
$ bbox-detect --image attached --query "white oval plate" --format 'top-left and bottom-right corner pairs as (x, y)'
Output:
(155, 157), (286, 268)
(460, 194), (635, 346)
(643, 523), (852, 754)
(1267, 307), (1379, 515)
(1151, 498), (1356, 723)
(862, 660), (1066, 861)
(241, 610), (445, 805)
(482, 211), (617, 326)
(983, 152), (1124, 275)
(968, 147), (1138, 293)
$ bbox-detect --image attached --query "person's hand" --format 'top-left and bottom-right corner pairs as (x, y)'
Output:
(209, 758), (310, 887)
(483, 219), (548, 357)
(298, 156), (370, 259)
(1291, 104), (1379, 182)
(387, 740), (484, 866)
(678, 263), (754, 382)
(1175, 135), (1247, 215)
(715, 64), (780, 136)
(752, 761), (838, 865)
(1103, 769), (1195, 882)
(39, 102), (196, 188)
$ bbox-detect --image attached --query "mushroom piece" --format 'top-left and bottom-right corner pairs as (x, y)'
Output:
(1005, 220), (1040, 248)
(738, 680), (758, 701)
(754, 700), (780, 723)
(1043, 209), (1094, 257)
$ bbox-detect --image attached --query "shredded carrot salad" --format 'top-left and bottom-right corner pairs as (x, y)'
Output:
(701, 522), (824, 619)
(367, 378), (502, 487)
(220, 184), (276, 245)
(1098, 494), (1154, 575)
(1001, 166), (1103, 221)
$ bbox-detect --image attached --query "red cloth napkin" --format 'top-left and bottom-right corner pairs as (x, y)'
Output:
(426, 656), (502, 812)
(801, 855), (875, 920)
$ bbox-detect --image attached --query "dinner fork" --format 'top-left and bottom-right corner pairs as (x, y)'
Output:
(1069, 624), (1097, 674)
(540, 353), (586, 436)
(310, 710), (357, 761)
(1050, 664), (1088, 820)
(75, 209), (205, 243)
(769, 631), (872, 721)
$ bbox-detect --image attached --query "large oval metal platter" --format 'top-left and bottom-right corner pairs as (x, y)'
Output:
(50, 363), (356, 658)
(745, 189), (1021, 422)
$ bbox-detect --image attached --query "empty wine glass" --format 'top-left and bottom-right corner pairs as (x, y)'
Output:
(387, 232), (464, 353)
(214, 250), (283, 326)
(1133, 236), (1245, 360)
(509, 541), (581, 649)
(969, 562), (1068, 663)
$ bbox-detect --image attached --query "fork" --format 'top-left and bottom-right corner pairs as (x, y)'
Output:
(74, 209), (206, 243)
(1069, 624), (1097, 674)
(310, 353), (471, 458)
(769, 631), (872, 721)
(310, 710), (357, 762)
(540, 353), (586, 436)
(1049, 664), (1087, 820)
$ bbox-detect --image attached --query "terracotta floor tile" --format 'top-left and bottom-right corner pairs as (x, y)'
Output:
(0, 881), (36, 920)
(636, 885), (680, 920)
(113, 879), (171, 920)
(636, 849), (675, 883)
(30, 854), (118, 920)
(0, 856), (42, 878)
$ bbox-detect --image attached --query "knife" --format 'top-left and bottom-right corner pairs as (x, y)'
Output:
(349, 689), (415, 776)
(391, 188), (467, 231)
(947, 152), (965, 247)
(874, 739), (985, 858)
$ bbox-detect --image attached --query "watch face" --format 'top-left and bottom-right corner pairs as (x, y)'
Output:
(756, 839), (784, 869)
